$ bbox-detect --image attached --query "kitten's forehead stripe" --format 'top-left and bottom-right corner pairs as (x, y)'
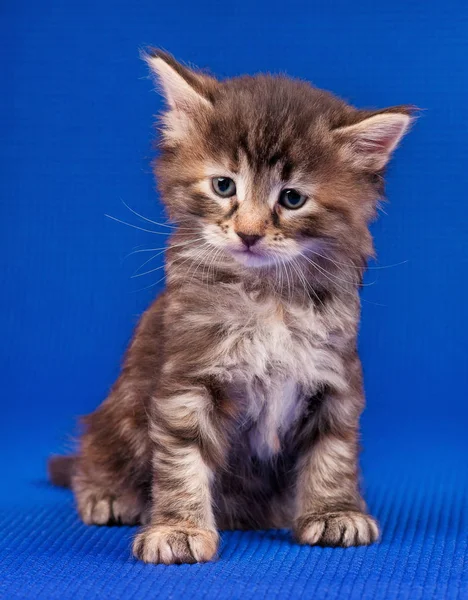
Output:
(281, 161), (294, 182)
(238, 131), (254, 168)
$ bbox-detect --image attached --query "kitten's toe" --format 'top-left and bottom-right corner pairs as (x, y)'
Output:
(295, 511), (379, 547)
(89, 497), (112, 525)
(132, 526), (219, 564)
(78, 492), (145, 526)
(111, 496), (145, 525)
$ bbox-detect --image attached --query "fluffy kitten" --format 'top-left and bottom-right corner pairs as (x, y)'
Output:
(48, 50), (413, 564)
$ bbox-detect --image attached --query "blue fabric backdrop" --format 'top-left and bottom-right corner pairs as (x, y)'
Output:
(1, 1), (467, 598)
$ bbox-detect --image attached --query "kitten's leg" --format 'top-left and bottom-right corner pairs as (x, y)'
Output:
(293, 358), (379, 547)
(69, 296), (166, 526)
(132, 385), (229, 564)
(71, 370), (152, 526)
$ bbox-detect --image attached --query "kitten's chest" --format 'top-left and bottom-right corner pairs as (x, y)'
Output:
(215, 292), (343, 390)
(209, 293), (345, 458)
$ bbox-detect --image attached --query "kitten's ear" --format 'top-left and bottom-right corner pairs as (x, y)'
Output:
(334, 107), (415, 171)
(142, 49), (216, 112)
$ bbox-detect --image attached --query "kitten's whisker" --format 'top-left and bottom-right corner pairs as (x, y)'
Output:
(301, 253), (354, 295)
(126, 248), (166, 256)
(125, 236), (208, 259)
(321, 263), (375, 287)
(128, 239), (208, 276)
(205, 247), (224, 284)
(120, 199), (201, 232)
(131, 263), (166, 278)
(186, 245), (215, 286)
(278, 256), (285, 296)
(272, 256), (280, 295)
(131, 251), (165, 276)
(177, 243), (214, 285)
(120, 199), (179, 229)
(203, 247), (218, 284)
(105, 214), (174, 235)
(283, 260), (292, 301)
(131, 236), (210, 278)
(133, 245), (204, 278)
(300, 252), (365, 288)
(291, 257), (324, 308)
(301, 254), (380, 305)
(291, 258), (309, 301)
(134, 242), (212, 289)
(171, 244), (211, 274)
(306, 245), (408, 271)
(200, 243), (216, 283)
(132, 274), (167, 293)
(289, 258), (308, 302)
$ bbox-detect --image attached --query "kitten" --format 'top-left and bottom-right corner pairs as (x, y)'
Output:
(48, 50), (413, 564)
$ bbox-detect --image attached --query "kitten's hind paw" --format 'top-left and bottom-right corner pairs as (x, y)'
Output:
(132, 525), (219, 564)
(294, 510), (379, 547)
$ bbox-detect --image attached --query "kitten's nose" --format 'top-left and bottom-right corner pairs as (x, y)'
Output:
(236, 232), (263, 248)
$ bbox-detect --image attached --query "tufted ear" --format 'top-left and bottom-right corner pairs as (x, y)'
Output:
(142, 49), (217, 142)
(143, 49), (216, 112)
(334, 108), (414, 171)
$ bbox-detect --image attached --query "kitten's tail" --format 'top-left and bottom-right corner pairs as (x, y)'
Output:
(47, 455), (77, 488)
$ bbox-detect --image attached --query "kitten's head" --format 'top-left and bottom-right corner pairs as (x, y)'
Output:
(145, 50), (413, 269)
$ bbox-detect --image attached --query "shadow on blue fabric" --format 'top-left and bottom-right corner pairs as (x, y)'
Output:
(1, 0), (467, 598)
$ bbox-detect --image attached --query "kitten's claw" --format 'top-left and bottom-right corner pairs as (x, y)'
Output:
(295, 511), (379, 547)
(132, 526), (219, 564)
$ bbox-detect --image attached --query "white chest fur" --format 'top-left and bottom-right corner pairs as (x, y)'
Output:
(195, 285), (350, 459)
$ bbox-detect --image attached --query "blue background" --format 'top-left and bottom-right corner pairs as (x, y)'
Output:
(1, 1), (467, 598)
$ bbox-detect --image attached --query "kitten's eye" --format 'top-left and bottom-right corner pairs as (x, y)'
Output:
(212, 177), (236, 198)
(279, 189), (307, 210)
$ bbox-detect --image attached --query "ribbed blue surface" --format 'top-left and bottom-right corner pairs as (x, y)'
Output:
(1, 445), (467, 599)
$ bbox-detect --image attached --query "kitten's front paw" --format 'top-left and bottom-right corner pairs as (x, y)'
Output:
(295, 511), (379, 547)
(132, 525), (219, 564)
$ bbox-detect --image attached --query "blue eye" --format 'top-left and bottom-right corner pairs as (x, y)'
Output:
(279, 189), (307, 210)
(212, 177), (236, 198)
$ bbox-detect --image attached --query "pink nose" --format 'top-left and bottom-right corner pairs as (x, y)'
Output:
(236, 232), (262, 248)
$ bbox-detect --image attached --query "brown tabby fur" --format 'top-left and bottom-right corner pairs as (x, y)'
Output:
(48, 50), (413, 564)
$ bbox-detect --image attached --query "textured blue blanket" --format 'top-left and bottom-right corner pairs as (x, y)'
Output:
(1, 436), (467, 598)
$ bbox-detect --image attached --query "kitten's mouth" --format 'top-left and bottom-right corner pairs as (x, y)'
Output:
(230, 247), (271, 267)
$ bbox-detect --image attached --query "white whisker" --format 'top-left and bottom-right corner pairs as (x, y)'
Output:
(131, 262), (166, 279)
(131, 251), (166, 276)
(120, 199), (178, 229)
(205, 247), (224, 283)
(132, 276), (167, 293)
(186, 245), (216, 286)
(289, 258), (308, 301)
(272, 256), (280, 295)
(300, 252), (369, 287)
(291, 257), (324, 308)
(105, 214), (174, 235)
(306, 245), (408, 271)
(119, 198), (199, 231)
(175, 243), (214, 285)
(300, 253), (354, 295)
(284, 260), (292, 301)
(125, 236), (208, 259)
(299, 253), (384, 305)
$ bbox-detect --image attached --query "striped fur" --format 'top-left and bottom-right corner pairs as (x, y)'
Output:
(48, 51), (413, 564)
